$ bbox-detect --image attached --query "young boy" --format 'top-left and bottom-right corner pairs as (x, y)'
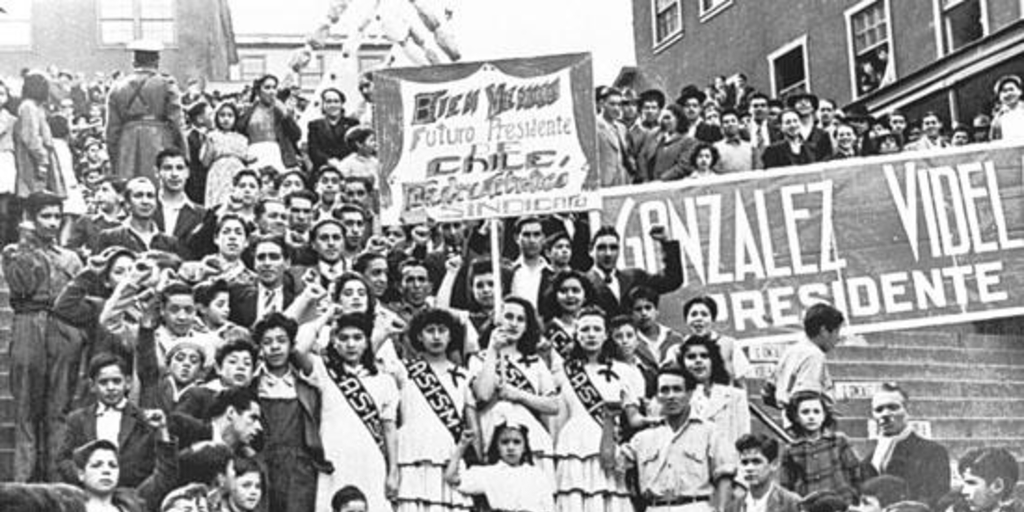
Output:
(853, 476), (910, 512)
(728, 433), (801, 512)
(957, 448), (1022, 512)
(224, 456), (264, 512)
(57, 353), (160, 487)
(626, 286), (685, 366)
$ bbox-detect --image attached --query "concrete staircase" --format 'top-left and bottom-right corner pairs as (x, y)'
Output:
(0, 265), (13, 481)
(746, 326), (1024, 492)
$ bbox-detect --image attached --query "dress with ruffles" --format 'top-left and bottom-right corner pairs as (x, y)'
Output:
(201, 130), (248, 207)
(554, 359), (638, 512)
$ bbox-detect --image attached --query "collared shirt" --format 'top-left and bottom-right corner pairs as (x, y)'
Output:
(595, 267), (621, 300)
(745, 482), (775, 512)
(96, 398), (128, 445)
(510, 256), (550, 304)
(318, 259), (346, 281)
(615, 416), (738, 500)
(256, 364), (298, 400)
(126, 220), (160, 250)
(715, 137), (758, 173)
(772, 338), (833, 406)
(257, 283), (284, 318)
(160, 195), (191, 236)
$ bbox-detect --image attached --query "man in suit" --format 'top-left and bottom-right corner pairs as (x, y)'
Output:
(747, 92), (783, 153)
(290, 219), (347, 293)
(98, 177), (179, 254)
(585, 225), (682, 317)
(728, 433), (801, 512)
(57, 353), (159, 487)
(105, 40), (185, 180)
(509, 216), (554, 306)
(232, 235), (297, 328)
(861, 383), (950, 508)
(763, 109), (817, 170)
(153, 148), (204, 259)
(595, 86), (634, 187)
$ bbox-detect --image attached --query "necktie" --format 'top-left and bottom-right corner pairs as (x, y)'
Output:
(263, 288), (277, 314)
(757, 124), (766, 148)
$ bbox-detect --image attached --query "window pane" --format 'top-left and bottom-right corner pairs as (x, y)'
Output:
(655, 2), (680, 42)
(101, 20), (135, 44)
(655, 0), (676, 12)
(774, 47), (805, 91)
(99, 0), (134, 18)
(943, 0), (983, 52)
(141, 20), (175, 44)
(0, 21), (31, 46)
(140, 0), (174, 19)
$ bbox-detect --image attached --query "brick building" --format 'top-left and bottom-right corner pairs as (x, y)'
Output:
(623, 0), (1024, 125)
(0, 0), (236, 83)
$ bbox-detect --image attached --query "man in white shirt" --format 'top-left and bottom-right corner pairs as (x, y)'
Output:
(509, 217), (553, 305)
(771, 303), (843, 409)
(716, 109), (761, 173)
(231, 235), (296, 328)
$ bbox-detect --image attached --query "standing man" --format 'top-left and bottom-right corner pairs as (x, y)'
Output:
(509, 216), (553, 305)
(595, 86), (633, 187)
(3, 191), (83, 482)
(861, 383), (950, 508)
(762, 110), (817, 170)
(154, 148), (204, 258)
(770, 303), (844, 409)
(586, 225), (683, 317)
(747, 93), (782, 154)
(716, 109), (761, 173)
(105, 40), (185, 180)
(905, 112), (949, 152)
(787, 92), (833, 161)
(600, 366), (737, 512)
(231, 235), (296, 328)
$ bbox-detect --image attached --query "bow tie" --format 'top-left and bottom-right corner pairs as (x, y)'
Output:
(516, 354), (540, 368)
(97, 402), (126, 416)
(596, 365), (620, 382)
(448, 366), (467, 386)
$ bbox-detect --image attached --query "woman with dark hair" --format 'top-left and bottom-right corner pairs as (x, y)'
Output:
(72, 411), (180, 512)
(211, 213), (255, 285)
(394, 308), (479, 512)
(638, 102), (699, 181)
(201, 101), (250, 207)
(308, 87), (359, 172)
(553, 306), (640, 512)
(674, 334), (750, 445)
(780, 390), (862, 504)
(664, 295), (750, 387)
(688, 141), (721, 179)
(473, 295), (559, 482)
(293, 306), (400, 512)
(15, 71), (62, 197)
(540, 270), (593, 352)
(238, 74), (301, 171)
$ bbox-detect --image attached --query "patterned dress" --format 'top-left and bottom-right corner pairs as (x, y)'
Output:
(200, 130), (248, 207)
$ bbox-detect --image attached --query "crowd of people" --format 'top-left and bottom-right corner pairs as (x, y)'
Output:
(1, 40), (1024, 512)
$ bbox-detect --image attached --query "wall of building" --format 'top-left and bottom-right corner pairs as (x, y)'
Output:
(0, 0), (234, 82)
(631, 0), (1023, 106)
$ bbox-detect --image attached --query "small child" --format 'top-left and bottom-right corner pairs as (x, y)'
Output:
(445, 423), (555, 512)
(331, 486), (368, 512)
(780, 390), (862, 504)
(854, 476), (910, 512)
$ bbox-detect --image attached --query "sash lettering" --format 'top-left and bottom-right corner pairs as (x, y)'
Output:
(565, 360), (605, 426)
(327, 367), (387, 456)
(404, 358), (464, 441)
(502, 358), (537, 395)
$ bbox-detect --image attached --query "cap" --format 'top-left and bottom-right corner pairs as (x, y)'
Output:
(993, 74), (1022, 95)
(675, 84), (706, 106)
(786, 91), (820, 110)
(25, 191), (64, 212)
(126, 39), (163, 54)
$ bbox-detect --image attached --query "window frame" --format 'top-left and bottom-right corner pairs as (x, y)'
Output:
(698, 0), (733, 22)
(766, 35), (811, 99)
(238, 54), (268, 83)
(650, 0), (684, 53)
(0, 0), (33, 50)
(96, 0), (178, 49)
(299, 55), (326, 90)
(844, 0), (896, 100)
(932, 0), (989, 57)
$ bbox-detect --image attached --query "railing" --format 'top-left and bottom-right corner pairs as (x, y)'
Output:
(749, 401), (793, 445)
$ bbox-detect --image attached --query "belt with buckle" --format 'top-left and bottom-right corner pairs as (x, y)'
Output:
(648, 495), (711, 507)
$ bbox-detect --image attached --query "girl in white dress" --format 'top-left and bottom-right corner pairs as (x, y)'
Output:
(473, 296), (560, 482)
(294, 309), (400, 512)
(395, 308), (480, 512)
(554, 306), (640, 512)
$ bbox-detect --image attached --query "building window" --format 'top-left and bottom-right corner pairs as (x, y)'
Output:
(938, 0), (986, 54)
(359, 55), (386, 74)
(99, 0), (176, 46)
(699, 0), (732, 20)
(846, 0), (896, 98)
(300, 55), (326, 90)
(767, 36), (810, 99)
(0, 0), (32, 48)
(651, 0), (683, 48)
(239, 55), (267, 82)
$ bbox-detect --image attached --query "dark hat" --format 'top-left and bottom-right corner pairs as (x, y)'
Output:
(786, 91), (819, 110)
(82, 137), (104, 150)
(621, 87), (639, 104)
(72, 439), (119, 469)
(595, 85), (622, 103)
(993, 74), (1022, 95)
(675, 84), (706, 105)
(638, 89), (667, 108)
(25, 191), (63, 212)
(844, 104), (875, 123)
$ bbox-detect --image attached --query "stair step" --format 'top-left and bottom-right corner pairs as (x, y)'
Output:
(832, 346), (1024, 365)
(835, 398), (1024, 418)
(862, 331), (1024, 351)
(849, 437), (1024, 460)
(836, 417), (1024, 439)
(748, 377), (1024, 399)
(0, 449), (11, 482)
(830, 361), (1024, 381)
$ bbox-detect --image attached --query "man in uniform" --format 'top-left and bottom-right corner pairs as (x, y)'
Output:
(106, 40), (186, 181)
(601, 366), (737, 511)
(2, 192), (83, 481)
